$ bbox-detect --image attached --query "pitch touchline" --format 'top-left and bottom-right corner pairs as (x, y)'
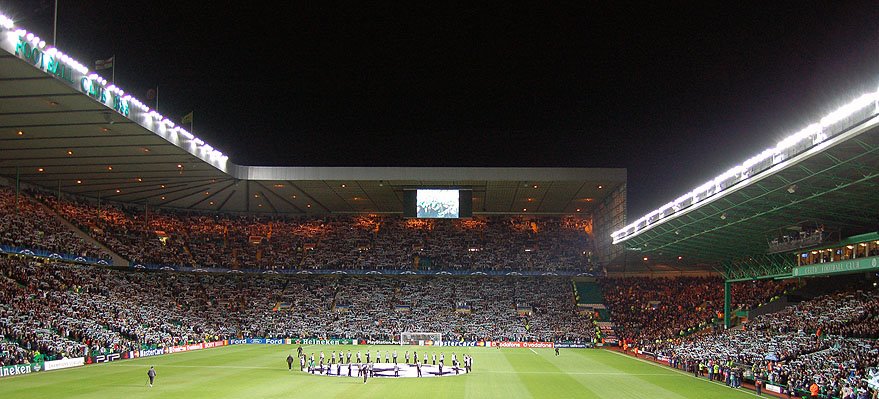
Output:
(483, 371), (680, 376)
(605, 350), (764, 398)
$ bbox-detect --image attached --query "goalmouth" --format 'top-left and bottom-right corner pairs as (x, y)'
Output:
(400, 332), (443, 346)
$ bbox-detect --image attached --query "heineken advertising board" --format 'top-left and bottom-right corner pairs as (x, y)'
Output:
(0, 362), (43, 378)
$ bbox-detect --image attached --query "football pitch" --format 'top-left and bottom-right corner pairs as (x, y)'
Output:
(0, 345), (759, 399)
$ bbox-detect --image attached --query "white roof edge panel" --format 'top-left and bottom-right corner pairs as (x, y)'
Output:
(233, 166), (627, 182)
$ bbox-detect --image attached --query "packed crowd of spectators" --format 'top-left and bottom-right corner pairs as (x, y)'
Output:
(641, 281), (879, 398)
(0, 187), (109, 260)
(0, 257), (594, 367)
(31, 192), (596, 274)
(7, 187), (877, 396)
(600, 276), (799, 342)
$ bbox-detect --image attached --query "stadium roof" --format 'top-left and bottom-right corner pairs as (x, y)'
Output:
(613, 90), (879, 269)
(0, 20), (624, 215)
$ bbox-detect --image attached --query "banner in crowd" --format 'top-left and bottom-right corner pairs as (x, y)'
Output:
(0, 362), (42, 377)
(131, 262), (595, 278)
(44, 357), (85, 371)
(1, 245), (109, 266)
(492, 341), (555, 348)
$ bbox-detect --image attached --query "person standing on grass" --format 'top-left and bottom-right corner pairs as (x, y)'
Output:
(555, 347), (560, 356)
(147, 366), (156, 387)
(287, 353), (294, 370)
(297, 345), (303, 358)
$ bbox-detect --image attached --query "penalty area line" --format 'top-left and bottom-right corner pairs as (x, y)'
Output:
(528, 348), (538, 355)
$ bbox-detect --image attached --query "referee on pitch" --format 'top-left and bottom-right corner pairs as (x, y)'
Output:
(147, 366), (157, 387)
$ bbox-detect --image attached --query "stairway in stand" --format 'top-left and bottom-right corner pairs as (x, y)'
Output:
(572, 277), (618, 344)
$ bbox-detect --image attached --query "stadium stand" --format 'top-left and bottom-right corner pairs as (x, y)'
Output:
(0, 257), (597, 367)
(30, 192), (597, 274)
(600, 276), (800, 342)
(631, 277), (879, 398)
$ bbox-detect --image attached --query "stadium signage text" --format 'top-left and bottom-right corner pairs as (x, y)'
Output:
(436, 341), (482, 347)
(44, 357), (85, 371)
(11, 36), (130, 118)
(13, 36), (74, 83)
(492, 341), (555, 348)
(0, 362), (41, 377)
(80, 77), (130, 117)
(87, 353), (121, 364)
(365, 340), (397, 346)
(792, 256), (879, 277)
(138, 348), (166, 358)
(554, 342), (591, 349)
(293, 338), (355, 345)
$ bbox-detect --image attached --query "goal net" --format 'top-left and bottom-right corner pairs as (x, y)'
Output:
(400, 332), (443, 346)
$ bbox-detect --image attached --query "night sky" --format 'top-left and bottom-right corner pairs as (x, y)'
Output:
(5, 1), (879, 217)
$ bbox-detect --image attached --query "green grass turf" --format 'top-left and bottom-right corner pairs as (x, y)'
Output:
(0, 345), (759, 399)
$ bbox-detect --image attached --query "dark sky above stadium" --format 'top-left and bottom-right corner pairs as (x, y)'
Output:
(5, 1), (879, 217)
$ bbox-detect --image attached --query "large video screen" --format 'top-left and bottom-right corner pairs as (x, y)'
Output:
(403, 189), (472, 218)
(416, 189), (459, 218)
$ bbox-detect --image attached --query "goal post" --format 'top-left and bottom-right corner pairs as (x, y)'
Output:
(400, 332), (443, 346)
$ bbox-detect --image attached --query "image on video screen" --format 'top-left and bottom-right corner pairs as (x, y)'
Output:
(416, 190), (459, 218)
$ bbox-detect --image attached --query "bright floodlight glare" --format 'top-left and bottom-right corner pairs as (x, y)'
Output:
(612, 89), (879, 243)
(0, 14), (14, 29)
(0, 7), (229, 172)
